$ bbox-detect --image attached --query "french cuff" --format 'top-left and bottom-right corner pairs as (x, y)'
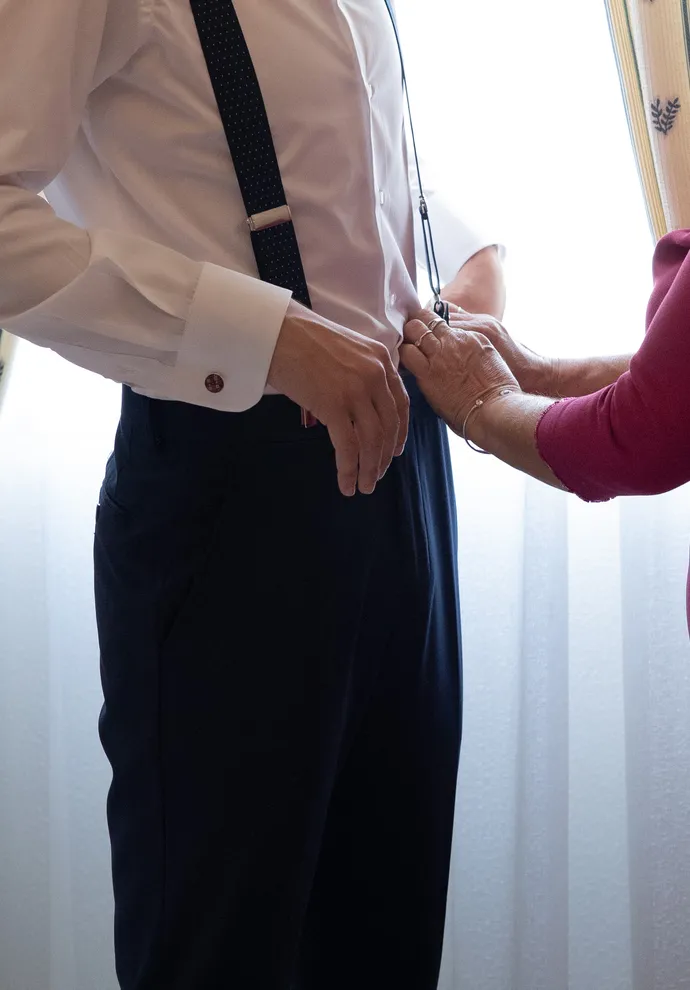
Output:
(164, 262), (291, 412)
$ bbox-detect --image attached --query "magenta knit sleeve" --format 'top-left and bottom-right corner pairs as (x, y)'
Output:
(536, 229), (690, 502)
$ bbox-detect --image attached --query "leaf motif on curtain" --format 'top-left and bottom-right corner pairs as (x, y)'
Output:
(651, 96), (681, 134)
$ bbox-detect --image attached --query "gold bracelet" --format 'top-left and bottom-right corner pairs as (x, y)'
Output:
(461, 387), (516, 454)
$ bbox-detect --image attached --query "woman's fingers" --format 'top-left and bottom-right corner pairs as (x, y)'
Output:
(445, 302), (469, 317)
(402, 315), (521, 435)
(449, 312), (496, 333)
(424, 299), (469, 318)
(402, 310), (481, 377)
(403, 317), (441, 352)
(399, 340), (428, 377)
(401, 313), (450, 377)
(448, 313), (478, 329)
(404, 311), (453, 351)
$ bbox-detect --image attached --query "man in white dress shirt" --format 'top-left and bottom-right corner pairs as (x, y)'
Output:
(0, 1), (504, 987)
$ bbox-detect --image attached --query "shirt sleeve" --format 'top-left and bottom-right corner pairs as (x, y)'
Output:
(0, 0), (291, 412)
(408, 157), (502, 288)
(536, 229), (690, 502)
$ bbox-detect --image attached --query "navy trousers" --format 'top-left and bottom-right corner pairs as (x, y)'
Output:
(94, 378), (462, 990)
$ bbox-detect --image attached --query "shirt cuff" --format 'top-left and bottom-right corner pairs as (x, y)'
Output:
(144, 262), (292, 412)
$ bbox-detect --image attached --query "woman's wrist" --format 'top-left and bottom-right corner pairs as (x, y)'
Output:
(460, 385), (521, 449)
(521, 355), (561, 397)
(537, 355), (632, 398)
(466, 389), (526, 451)
(467, 389), (562, 487)
(469, 389), (565, 489)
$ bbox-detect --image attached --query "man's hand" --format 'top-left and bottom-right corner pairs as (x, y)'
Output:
(267, 302), (409, 497)
(437, 245), (506, 320)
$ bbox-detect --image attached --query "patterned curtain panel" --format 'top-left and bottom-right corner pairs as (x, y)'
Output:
(606, 0), (690, 238)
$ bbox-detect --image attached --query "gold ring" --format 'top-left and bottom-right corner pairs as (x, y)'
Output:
(414, 329), (436, 349)
(427, 317), (446, 333)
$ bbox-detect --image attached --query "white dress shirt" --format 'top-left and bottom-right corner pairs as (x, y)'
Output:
(0, 0), (492, 412)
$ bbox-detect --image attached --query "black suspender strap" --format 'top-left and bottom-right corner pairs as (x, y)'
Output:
(189, 0), (312, 309)
(383, 0), (449, 323)
(189, 0), (448, 324)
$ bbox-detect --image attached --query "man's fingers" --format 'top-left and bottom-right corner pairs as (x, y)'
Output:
(327, 416), (359, 497)
(387, 367), (410, 456)
(352, 399), (385, 494)
(327, 356), (406, 496)
(372, 378), (402, 478)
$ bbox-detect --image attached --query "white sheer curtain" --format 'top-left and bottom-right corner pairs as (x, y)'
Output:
(1, 1), (690, 988)
(396, 0), (690, 987)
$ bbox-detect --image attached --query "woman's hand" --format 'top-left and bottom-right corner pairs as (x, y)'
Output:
(401, 308), (564, 490)
(443, 304), (557, 396)
(438, 304), (633, 399)
(401, 308), (520, 436)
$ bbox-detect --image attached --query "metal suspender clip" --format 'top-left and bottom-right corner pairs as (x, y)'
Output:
(247, 205), (293, 232)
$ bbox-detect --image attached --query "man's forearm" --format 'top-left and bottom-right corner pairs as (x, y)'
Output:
(442, 246), (506, 320)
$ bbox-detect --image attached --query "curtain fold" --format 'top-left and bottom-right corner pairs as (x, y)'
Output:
(606, 0), (690, 235)
(0, 330), (15, 412)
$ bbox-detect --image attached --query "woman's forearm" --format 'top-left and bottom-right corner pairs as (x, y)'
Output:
(549, 354), (632, 397)
(468, 391), (565, 489)
(445, 308), (632, 399)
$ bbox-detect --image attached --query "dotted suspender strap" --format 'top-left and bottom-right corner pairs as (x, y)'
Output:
(189, 0), (312, 310)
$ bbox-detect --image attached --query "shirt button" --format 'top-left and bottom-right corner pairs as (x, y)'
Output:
(379, 189), (386, 207)
(390, 293), (397, 307)
(367, 83), (375, 98)
(205, 373), (225, 394)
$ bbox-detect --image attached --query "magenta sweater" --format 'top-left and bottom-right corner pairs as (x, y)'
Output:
(538, 229), (690, 500)
(537, 229), (690, 622)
